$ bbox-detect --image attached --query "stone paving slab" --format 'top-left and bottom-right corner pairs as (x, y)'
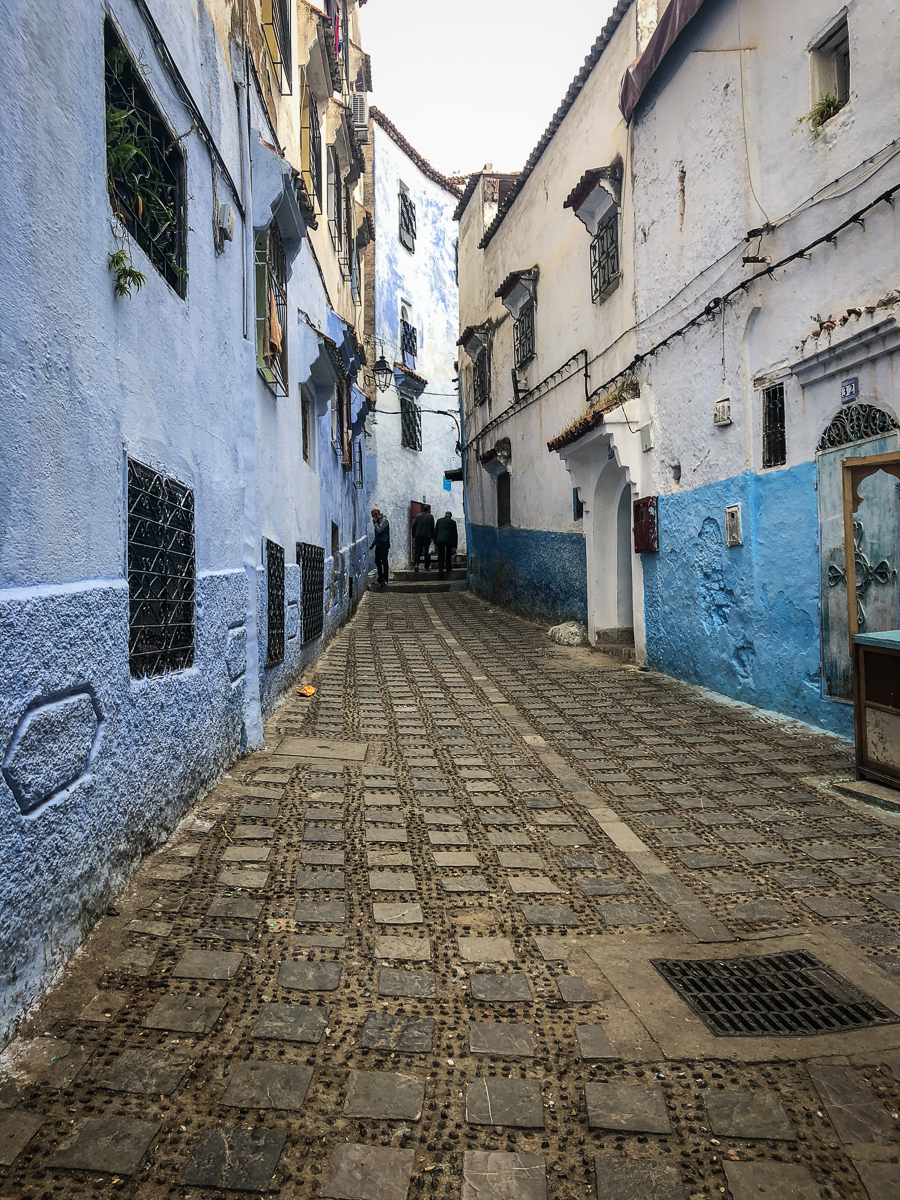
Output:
(98, 1047), (193, 1096)
(466, 1078), (544, 1127)
(144, 994), (225, 1033)
(458, 937), (515, 962)
(321, 1143), (416, 1200)
(252, 1002), (328, 1042)
(808, 1065), (899, 1144)
(0, 1111), (44, 1167)
(360, 1013), (436, 1052)
(46, 1117), (160, 1175)
(181, 1126), (287, 1190)
(462, 1150), (547, 1200)
(704, 1089), (795, 1139)
(723, 1161), (821, 1200)
(585, 1083), (671, 1132)
(469, 1022), (536, 1056)
(344, 1070), (425, 1119)
(221, 1060), (313, 1109)
(594, 1158), (685, 1200)
(277, 961), (342, 990)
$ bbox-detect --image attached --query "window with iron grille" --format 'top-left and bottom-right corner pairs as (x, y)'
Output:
(399, 190), (416, 252)
(262, 0), (292, 94)
(514, 301), (535, 367)
(353, 437), (364, 488)
(127, 458), (195, 677)
(301, 86), (321, 208)
(590, 207), (619, 303)
(400, 319), (417, 369)
(573, 488), (584, 521)
(255, 223), (288, 396)
(400, 395), (422, 451)
(339, 381), (352, 468)
(105, 21), (187, 297)
(301, 385), (313, 464)
(762, 383), (786, 468)
(327, 148), (343, 248)
(265, 538), (285, 665)
(473, 349), (490, 406)
(297, 541), (325, 642)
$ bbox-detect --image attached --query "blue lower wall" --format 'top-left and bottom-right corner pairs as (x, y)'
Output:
(643, 466), (853, 739)
(469, 524), (587, 626)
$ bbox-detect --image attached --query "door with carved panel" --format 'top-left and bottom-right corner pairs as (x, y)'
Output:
(817, 406), (900, 701)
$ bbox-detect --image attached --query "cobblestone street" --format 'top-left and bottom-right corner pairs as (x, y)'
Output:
(4, 591), (900, 1199)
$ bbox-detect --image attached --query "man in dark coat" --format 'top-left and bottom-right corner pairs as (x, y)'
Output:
(370, 507), (390, 587)
(411, 505), (435, 572)
(434, 511), (458, 578)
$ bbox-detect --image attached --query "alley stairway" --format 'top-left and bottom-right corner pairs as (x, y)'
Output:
(373, 553), (468, 594)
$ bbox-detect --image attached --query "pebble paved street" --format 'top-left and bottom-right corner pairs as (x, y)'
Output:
(4, 591), (900, 1200)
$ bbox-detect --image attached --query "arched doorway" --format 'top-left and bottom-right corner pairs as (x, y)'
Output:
(817, 404), (899, 700)
(590, 453), (634, 640)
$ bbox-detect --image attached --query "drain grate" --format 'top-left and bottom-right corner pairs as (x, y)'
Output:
(652, 950), (900, 1036)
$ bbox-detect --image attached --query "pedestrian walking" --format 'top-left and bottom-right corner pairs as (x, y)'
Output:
(411, 504), (435, 572)
(370, 507), (390, 587)
(434, 510), (458, 578)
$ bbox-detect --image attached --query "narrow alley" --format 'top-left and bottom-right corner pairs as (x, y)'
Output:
(2, 592), (900, 1199)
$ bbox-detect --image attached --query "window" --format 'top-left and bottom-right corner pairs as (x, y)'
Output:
(261, 0), (292, 94)
(127, 458), (195, 677)
(331, 522), (340, 555)
(353, 437), (364, 488)
(105, 21), (187, 297)
(297, 541), (325, 642)
(400, 395), (422, 451)
(327, 148), (343, 248)
(513, 300), (535, 367)
(337, 380), (351, 467)
(399, 185), (416, 252)
(591, 208), (619, 303)
(810, 17), (850, 110)
(255, 223), (288, 396)
(339, 187), (353, 279)
(473, 347), (490, 407)
(301, 385), (313, 464)
(573, 489), (584, 521)
(762, 384), (786, 468)
(300, 82), (321, 208)
(400, 317), (418, 370)
(265, 539), (285, 664)
(633, 496), (659, 553)
(497, 472), (511, 527)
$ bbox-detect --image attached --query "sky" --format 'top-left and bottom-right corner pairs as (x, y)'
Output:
(360, 0), (620, 179)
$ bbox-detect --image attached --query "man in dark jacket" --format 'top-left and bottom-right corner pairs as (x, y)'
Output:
(370, 508), (390, 587)
(434, 511), (458, 578)
(411, 505), (435, 572)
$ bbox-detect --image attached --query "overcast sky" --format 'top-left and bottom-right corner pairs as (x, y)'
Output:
(360, 0), (620, 179)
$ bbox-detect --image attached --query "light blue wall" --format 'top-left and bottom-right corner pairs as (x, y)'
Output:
(469, 524), (587, 626)
(642, 466), (853, 738)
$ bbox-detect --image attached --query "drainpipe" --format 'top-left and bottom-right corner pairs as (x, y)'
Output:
(456, 372), (473, 582)
(236, 52), (264, 750)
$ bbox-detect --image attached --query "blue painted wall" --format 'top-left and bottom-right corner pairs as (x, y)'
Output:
(642, 466), (853, 738)
(469, 524), (587, 626)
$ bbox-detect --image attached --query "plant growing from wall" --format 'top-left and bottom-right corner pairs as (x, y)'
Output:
(548, 375), (640, 452)
(104, 25), (191, 297)
(796, 93), (846, 138)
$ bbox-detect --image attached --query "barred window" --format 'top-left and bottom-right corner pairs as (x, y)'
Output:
(265, 538), (285, 665)
(301, 83), (321, 208)
(255, 223), (288, 396)
(590, 207), (619, 303)
(399, 189), (416, 252)
(353, 438), (364, 488)
(327, 148), (343, 248)
(473, 349), (490, 407)
(127, 458), (195, 677)
(762, 384), (786, 468)
(262, 0), (292, 94)
(301, 385), (313, 464)
(297, 542), (325, 642)
(400, 395), (422, 451)
(105, 21), (187, 297)
(400, 318), (418, 370)
(514, 301), (535, 367)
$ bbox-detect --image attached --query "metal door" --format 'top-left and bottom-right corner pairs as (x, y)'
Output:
(818, 431), (900, 700)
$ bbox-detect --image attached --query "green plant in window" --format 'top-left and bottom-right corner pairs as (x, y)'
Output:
(108, 245), (146, 298)
(796, 93), (846, 137)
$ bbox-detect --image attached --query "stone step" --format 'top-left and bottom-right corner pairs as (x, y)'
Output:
(393, 569), (467, 583)
(595, 627), (635, 646)
(598, 642), (637, 663)
(380, 580), (467, 594)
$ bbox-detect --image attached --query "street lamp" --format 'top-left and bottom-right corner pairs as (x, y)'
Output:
(373, 354), (393, 392)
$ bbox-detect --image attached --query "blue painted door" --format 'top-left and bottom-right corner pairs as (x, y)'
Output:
(818, 432), (900, 701)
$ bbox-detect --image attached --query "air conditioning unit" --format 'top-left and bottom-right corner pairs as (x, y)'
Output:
(352, 92), (369, 143)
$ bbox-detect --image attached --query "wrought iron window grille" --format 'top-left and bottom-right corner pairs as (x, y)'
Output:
(762, 383), (787, 468)
(265, 538), (286, 665)
(255, 223), (288, 396)
(399, 191), (416, 251)
(327, 150), (343, 249)
(105, 22), (187, 297)
(473, 350), (490, 407)
(303, 89), (322, 208)
(400, 319), (418, 369)
(297, 542), (325, 642)
(400, 395), (422, 451)
(353, 438), (364, 488)
(262, 0), (292, 94)
(514, 301), (535, 367)
(817, 403), (899, 451)
(127, 458), (195, 677)
(590, 208), (620, 303)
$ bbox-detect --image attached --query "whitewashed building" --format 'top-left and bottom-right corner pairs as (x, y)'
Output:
(362, 109), (465, 573)
(458, 0), (900, 738)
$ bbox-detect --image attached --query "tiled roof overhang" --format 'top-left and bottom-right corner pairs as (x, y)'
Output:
(371, 108), (463, 198)
(563, 168), (607, 213)
(478, 0), (632, 249)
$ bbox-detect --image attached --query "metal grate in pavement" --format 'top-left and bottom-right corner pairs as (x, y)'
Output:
(652, 949), (899, 1036)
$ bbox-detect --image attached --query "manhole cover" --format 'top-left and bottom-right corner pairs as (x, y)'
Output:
(652, 950), (900, 1036)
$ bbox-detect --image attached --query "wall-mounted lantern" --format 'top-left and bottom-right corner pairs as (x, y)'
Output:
(373, 354), (393, 392)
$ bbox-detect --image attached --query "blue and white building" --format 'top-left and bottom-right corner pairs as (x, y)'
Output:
(362, 108), (465, 572)
(0, 0), (373, 1045)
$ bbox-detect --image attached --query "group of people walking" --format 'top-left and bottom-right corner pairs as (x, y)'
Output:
(368, 504), (459, 587)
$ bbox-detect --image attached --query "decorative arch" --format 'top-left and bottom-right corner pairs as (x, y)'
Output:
(817, 404), (898, 452)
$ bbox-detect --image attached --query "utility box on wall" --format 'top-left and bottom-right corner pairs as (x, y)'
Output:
(633, 495), (658, 553)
